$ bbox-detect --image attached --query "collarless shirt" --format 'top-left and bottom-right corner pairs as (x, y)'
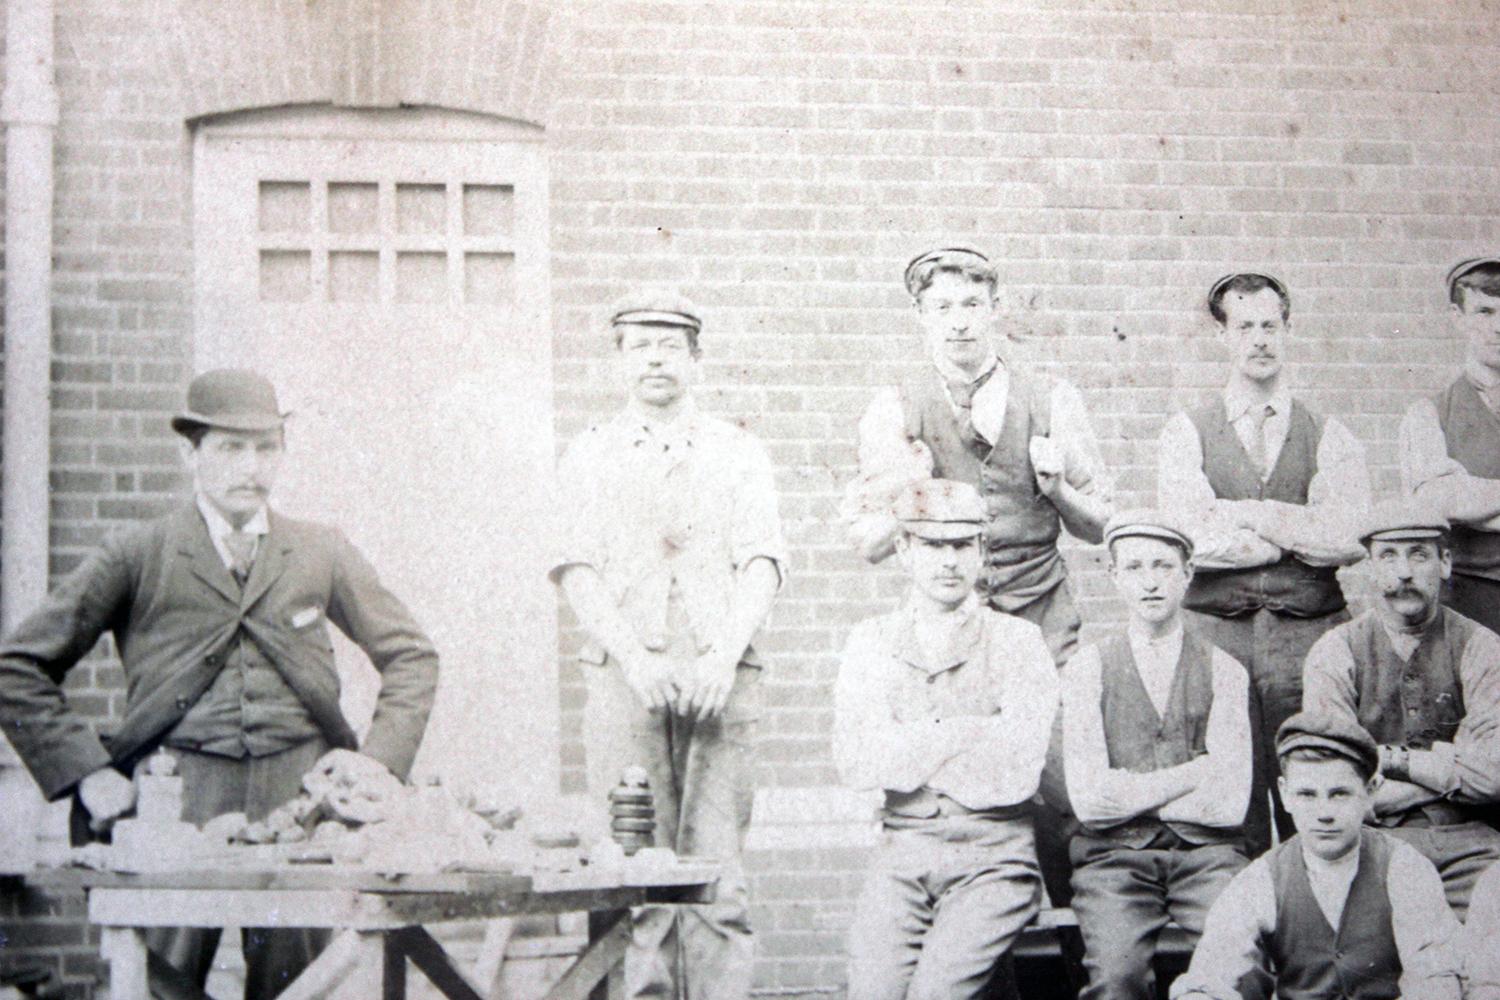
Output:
(195, 494), (269, 572)
(550, 399), (786, 665)
(1127, 620), (1185, 716)
(1399, 369), (1500, 533)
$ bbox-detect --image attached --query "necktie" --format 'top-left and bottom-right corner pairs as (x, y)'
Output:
(225, 530), (257, 586)
(949, 367), (996, 445)
(1246, 403), (1275, 481)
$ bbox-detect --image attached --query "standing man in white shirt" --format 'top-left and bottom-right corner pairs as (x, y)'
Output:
(1399, 257), (1500, 637)
(550, 290), (786, 1000)
(1158, 272), (1370, 854)
(1063, 511), (1251, 1000)
(1170, 712), (1461, 1000)
(834, 479), (1059, 1000)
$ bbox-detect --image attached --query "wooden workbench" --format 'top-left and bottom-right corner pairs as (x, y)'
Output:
(30, 859), (719, 1000)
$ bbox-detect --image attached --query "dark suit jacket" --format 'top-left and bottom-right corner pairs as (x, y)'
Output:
(0, 503), (440, 800)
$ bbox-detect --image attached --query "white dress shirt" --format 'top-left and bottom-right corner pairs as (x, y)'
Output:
(195, 493), (268, 571)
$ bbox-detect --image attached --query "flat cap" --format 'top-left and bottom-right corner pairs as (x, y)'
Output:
(1276, 710), (1380, 778)
(903, 247), (992, 296)
(1446, 257), (1500, 295)
(1358, 497), (1449, 546)
(894, 479), (986, 540)
(171, 369), (288, 438)
(1103, 508), (1194, 559)
(1207, 272), (1288, 311)
(609, 288), (701, 334)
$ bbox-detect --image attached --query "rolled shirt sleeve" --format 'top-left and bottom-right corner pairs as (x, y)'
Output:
(1433, 625), (1500, 804)
(841, 386), (934, 563)
(1048, 377), (1116, 506)
(927, 617), (1059, 809)
(730, 434), (788, 585)
(547, 430), (608, 581)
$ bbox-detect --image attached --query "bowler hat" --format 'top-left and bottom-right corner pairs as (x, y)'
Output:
(171, 369), (288, 438)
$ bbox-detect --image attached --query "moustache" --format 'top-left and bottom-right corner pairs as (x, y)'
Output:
(1383, 586), (1425, 601)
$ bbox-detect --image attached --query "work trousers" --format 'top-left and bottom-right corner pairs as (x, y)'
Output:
(1069, 832), (1246, 1000)
(583, 660), (760, 1000)
(846, 811), (1041, 1000)
(146, 738), (330, 1000)
(1188, 607), (1348, 856)
(1385, 820), (1500, 920)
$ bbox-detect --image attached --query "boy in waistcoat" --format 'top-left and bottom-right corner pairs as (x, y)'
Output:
(1400, 257), (1500, 636)
(1158, 272), (1370, 854)
(833, 479), (1059, 1000)
(1301, 499), (1500, 916)
(1062, 511), (1251, 1000)
(1171, 712), (1460, 1000)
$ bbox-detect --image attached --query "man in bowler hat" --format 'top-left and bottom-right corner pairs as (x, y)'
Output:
(0, 369), (440, 999)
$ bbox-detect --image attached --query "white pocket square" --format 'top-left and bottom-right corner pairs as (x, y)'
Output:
(290, 606), (320, 629)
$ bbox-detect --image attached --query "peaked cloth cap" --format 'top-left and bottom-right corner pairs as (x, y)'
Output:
(1103, 508), (1195, 559)
(1207, 272), (1289, 313)
(903, 247), (992, 296)
(1358, 497), (1450, 546)
(1446, 256), (1500, 296)
(1275, 710), (1380, 777)
(610, 288), (702, 334)
(171, 369), (288, 438)
(894, 479), (986, 540)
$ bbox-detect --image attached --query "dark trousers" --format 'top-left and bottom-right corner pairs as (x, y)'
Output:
(1187, 607), (1348, 856)
(146, 738), (329, 1000)
(1385, 821), (1500, 920)
(1069, 832), (1246, 1000)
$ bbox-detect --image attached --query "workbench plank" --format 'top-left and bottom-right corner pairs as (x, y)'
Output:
(34, 867), (532, 895)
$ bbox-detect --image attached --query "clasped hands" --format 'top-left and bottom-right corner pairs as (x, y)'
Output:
(620, 646), (740, 721)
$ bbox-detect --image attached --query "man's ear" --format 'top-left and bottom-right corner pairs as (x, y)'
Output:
(177, 437), (198, 466)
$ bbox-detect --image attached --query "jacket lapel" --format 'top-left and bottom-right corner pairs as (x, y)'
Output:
(241, 511), (291, 610)
(173, 504), (241, 606)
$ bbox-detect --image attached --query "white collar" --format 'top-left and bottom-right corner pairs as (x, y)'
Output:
(931, 351), (1000, 390)
(1223, 380), (1291, 423)
(1128, 618), (1184, 648)
(195, 493), (269, 539)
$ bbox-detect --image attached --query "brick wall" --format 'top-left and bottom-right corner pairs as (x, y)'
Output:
(4, 0), (1500, 995)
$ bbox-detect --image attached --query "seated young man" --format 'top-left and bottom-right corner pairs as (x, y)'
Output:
(1171, 712), (1461, 1000)
(833, 479), (1059, 1000)
(1062, 510), (1252, 1000)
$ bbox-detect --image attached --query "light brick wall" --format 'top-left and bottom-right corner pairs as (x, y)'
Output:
(5, 1), (1500, 995)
